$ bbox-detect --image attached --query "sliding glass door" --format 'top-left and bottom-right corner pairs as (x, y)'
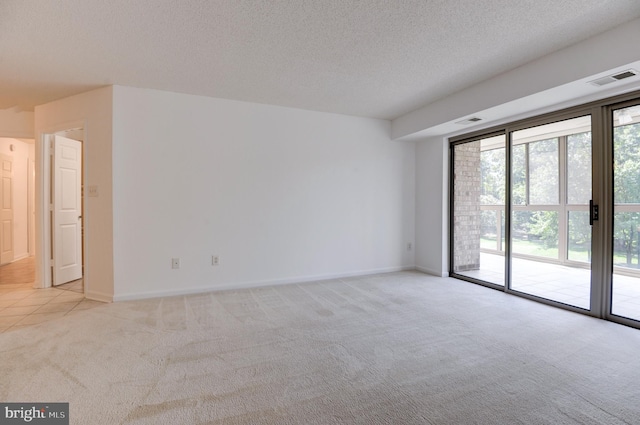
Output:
(611, 103), (640, 321)
(450, 90), (640, 329)
(451, 134), (506, 287)
(510, 116), (592, 309)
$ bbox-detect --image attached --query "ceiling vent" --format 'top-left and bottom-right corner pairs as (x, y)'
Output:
(589, 70), (638, 87)
(455, 117), (482, 125)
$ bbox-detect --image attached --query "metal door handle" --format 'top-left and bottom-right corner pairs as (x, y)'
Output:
(589, 200), (598, 225)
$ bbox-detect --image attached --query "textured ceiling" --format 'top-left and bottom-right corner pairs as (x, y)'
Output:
(1, 0), (640, 119)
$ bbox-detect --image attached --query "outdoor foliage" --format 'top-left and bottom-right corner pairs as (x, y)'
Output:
(480, 148), (505, 205)
(614, 122), (640, 266)
(479, 122), (640, 267)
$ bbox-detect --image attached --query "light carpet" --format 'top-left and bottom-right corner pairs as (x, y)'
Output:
(1, 271), (640, 424)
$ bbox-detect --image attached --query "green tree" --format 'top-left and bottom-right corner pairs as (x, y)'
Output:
(567, 132), (592, 261)
(614, 122), (640, 267)
(511, 144), (526, 205)
(526, 139), (562, 253)
(480, 147), (505, 205)
(528, 211), (558, 249)
(529, 139), (559, 205)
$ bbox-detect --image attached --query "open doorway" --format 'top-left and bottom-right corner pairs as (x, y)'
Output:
(0, 138), (36, 285)
(0, 129), (85, 290)
(0, 122), (93, 332)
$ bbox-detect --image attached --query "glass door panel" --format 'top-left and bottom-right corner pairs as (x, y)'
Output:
(612, 104), (640, 321)
(566, 132), (592, 265)
(510, 116), (592, 309)
(512, 210), (559, 259)
(568, 211), (591, 263)
(452, 134), (506, 286)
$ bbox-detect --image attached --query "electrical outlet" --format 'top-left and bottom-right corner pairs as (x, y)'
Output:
(212, 255), (219, 266)
(407, 242), (412, 251)
(172, 258), (180, 269)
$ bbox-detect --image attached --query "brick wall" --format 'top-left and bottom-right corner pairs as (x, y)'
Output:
(453, 142), (481, 271)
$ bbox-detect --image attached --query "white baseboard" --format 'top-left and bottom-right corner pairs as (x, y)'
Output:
(12, 254), (30, 262)
(113, 266), (416, 302)
(85, 291), (113, 303)
(416, 265), (448, 277)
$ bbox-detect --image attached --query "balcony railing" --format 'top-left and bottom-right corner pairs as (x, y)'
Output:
(480, 204), (640, 277)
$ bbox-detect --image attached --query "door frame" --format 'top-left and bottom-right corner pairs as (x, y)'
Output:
(35, 121), (86, 291)
(603, 98), (640, 329)
(28, 155), (36, 257)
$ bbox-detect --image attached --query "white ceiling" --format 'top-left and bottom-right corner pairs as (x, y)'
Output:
(2, 0), (640, 119)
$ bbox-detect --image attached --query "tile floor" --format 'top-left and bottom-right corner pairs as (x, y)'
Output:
(0, 258), (103, 333)
(457, 252), (640, 321)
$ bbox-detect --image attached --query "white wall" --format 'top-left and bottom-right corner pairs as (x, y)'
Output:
(112, 86), (415, 300)
(0, 109), (34, 139)
(0, 138), (34, 260)
(35, 87), (114, 301)
(415, 137), (448, 277)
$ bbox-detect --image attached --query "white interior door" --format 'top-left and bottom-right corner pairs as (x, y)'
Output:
(0, 154), (14, 265)
(53, 136), (83, 285)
